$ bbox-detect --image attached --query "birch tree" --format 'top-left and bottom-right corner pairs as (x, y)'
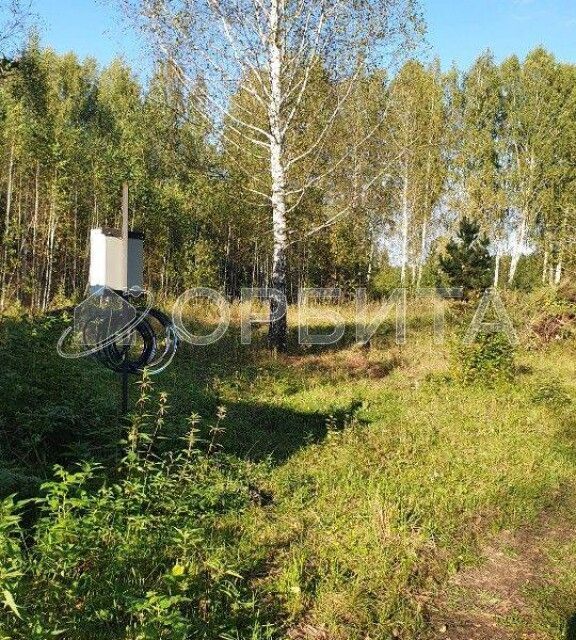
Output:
(385, 59), (445, 286)
(451, 52), (506, 287)
(537, 62), (576, 285)
(118, 0), (423, 350)
(501, 49), (561, 286)
(0, 0), (32, 72)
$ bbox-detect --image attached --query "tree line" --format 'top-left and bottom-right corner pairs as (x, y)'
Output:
(0, 40), (574, 314)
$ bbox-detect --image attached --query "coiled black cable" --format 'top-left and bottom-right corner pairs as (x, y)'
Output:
(85, 307), (178, 375)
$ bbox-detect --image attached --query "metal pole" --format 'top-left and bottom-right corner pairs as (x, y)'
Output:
(121, 183), (130, 417)
(122, 182), (129, 293)
(121, 370), (129, 415)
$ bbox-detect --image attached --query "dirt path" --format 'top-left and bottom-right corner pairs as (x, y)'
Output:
(425, 519), (576, 640)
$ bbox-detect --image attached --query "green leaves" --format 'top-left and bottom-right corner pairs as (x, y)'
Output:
(0, 385), (263, 639)
(1, 589), (21, 619)
(455, 331), (516, 385)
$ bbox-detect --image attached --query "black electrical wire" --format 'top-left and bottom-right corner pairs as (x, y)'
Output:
(85, 306), (178, 375)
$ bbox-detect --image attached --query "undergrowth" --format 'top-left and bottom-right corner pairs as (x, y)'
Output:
(0, 374), (275, 640)
(0, 296), (575, 639)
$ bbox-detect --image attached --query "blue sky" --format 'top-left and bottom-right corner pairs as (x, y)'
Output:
(424, 0), (576, 69)
(5, 0), (576, 76)
(30, 0), (146, 73)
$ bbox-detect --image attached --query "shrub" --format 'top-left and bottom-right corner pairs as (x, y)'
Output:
(454, 332), (516, 385)
(531, 380), (573, 410)
(370, 263), (401, 298)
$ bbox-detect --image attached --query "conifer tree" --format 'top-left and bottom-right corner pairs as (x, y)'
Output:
(438, 217), (493, 298)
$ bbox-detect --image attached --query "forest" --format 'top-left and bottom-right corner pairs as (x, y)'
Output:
(1, 40), (575, 312)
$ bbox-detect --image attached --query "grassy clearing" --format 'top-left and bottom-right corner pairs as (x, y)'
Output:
(230, 345), (576, 638)
(0, 293), (575, 638)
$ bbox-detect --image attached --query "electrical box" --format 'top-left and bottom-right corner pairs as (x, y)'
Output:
(89, 227), (144, 293)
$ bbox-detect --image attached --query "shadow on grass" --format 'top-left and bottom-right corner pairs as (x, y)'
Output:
(566, 614), (576, 640)
(153, 320), (386, 460)
(0, 313), (373, 493)
(220, 397), (363, 462)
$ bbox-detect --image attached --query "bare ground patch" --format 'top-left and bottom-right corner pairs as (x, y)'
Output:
(424, 518), (575, 640)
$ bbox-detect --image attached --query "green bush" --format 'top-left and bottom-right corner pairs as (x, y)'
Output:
(0, 377), (275, 640)
(369, 263), (401, 298)
(0, 315), (118, 480)
(455, 332), (516, 385)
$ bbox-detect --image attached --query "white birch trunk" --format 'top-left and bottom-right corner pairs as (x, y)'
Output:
(3, 140), (14, 233)
(31, 160), (40, 309)
(494, 250), (500, 288)
(43, 196), (56, 311)
(400, 163), (409, 287)
(223, 223), (231, 293)
(542, 249), (548, 285)
(267, 0), (288, 351)
(508, 212), (527, 285)
(367, 242), (374, 286)
(0, 140), (15, 310)
(554, 255), (562, 285)
(416, 217), (427, 289)
(73, 192), (78, 295)
(554, 212), (568, 286)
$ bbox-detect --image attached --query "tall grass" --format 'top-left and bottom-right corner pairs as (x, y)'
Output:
(0, 292), (575, 638)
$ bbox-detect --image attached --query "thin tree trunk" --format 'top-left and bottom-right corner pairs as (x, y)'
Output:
(416, 217), (427, 289)
(15, 174), (22, 303)
(44, 196), (56, 311)
(508, 212), (526, 285)
(252, 240), (258, 288)
(400, 162), (409, 287)
(31, 161), (40, 309)
(553, 211), (568, 286)
(554, 254), (563, 285)
(223, 223), (231, 295)
(73, 191), (78, 297)
(267, 0), (288, 352)
(0, 140), (15, 310)
(542, 249), (548, 285)
(494, 250), (500, 288)
(366, 241), (374, 286)
(43, 180), (58, 311)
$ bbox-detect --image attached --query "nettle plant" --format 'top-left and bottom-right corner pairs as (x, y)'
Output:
(0, 374), (271, 640)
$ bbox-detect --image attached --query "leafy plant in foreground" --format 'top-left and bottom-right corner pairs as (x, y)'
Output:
(0, 374), (275, 640)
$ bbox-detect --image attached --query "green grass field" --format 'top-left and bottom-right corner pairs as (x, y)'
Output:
(0, 291), (575, 639)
